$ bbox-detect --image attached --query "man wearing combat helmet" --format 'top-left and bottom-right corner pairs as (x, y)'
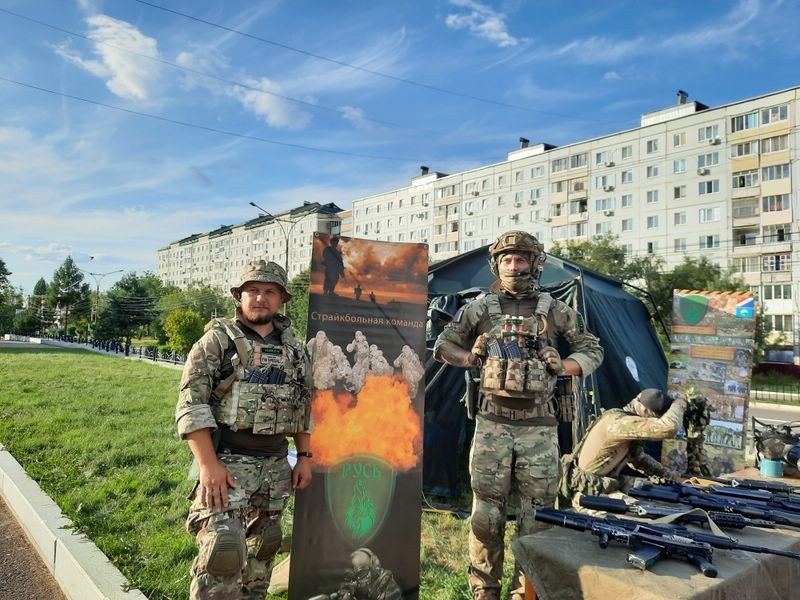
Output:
(434, 231), (604, 600)
(176, 259), (313, 599)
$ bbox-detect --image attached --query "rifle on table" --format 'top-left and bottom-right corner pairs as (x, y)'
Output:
(697, 475), (800, 496)
(579, 495), (776, 530)
(629, 483), (800, 528)
(534, 508), (718, 577)
(640, 482), (800, 514)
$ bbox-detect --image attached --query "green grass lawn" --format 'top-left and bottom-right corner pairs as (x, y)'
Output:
(0, 347), (510, 599)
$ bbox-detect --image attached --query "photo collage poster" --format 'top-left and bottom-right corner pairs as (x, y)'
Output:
(662, 289), (756, 476)
(289, 234), (428, 600)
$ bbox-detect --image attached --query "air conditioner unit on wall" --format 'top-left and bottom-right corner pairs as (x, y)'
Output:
(604, 160), (615, 167)
(472, 191), (480, 196)
(603, 209), (614, 217)
(708, 137), (721, 145)
(514, 202), (522, 208)
(529, 199), (537, 206)
(466, 231), (473, 236)
(698, 168), (709, 176)
(543, 217), (552, 222)
(603, 185), (614, 192)
(466, 210), (474, 215)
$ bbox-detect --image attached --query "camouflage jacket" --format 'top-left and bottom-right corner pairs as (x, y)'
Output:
(433, 289), (604, 378)
(175, 313), (310, 438)
(576, 400), (687, 478)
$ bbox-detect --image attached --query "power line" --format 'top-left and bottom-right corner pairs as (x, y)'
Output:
(0, 75), (426, 162)
(131, 0), (611, 123)
(0, 7), (448, 136)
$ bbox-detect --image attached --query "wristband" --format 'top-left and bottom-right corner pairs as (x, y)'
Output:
(297, 451), (313, 459)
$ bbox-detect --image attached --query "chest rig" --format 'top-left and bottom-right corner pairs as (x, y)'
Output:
(208, 318), (310, 435)
(478, 292), (557, 419)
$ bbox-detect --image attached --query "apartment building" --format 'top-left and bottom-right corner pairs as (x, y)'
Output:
(157, 202), (343, 290)
(351, 87), (799, 357)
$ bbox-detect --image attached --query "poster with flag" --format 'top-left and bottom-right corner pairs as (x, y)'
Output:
(662, 289), (756, 476)
(289, 233), (428, 600)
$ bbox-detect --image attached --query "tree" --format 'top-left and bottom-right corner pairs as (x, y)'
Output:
(96, 272), (163, 345)
(0, 285), (23, 335)
(549, 234), (662, 283)
(12, 310), (41, 335)
(47, 256), (91, 333)
(33, 277), (47, 296)
(285, 268), (310, 340)
(0, 257), (11, 289)
(157, 283), (233, 341)
(164, 307), (205, 354)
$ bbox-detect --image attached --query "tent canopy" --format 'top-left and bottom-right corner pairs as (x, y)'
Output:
(424, 244), (668, 497)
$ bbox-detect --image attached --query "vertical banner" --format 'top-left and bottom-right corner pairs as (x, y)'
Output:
(662, 290), (756, 476)
(289, 234), (428, 599)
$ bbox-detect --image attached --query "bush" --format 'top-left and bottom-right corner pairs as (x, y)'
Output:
(164, 308), (204, 355)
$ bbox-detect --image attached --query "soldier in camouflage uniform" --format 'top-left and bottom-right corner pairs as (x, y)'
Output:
(433, 231), (604, 600)
(556, 389), (687, 510)
(307, 548), (402, 600)
(176, 260), (313, 600)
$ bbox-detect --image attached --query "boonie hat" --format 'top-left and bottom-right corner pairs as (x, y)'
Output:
(230, 260), (292, 301)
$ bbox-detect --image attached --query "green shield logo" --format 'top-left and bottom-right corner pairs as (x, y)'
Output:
(326, 454), (396, 546)
(678, 294), (709, 326)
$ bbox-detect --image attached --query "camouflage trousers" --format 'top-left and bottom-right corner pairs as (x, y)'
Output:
(186, 452), (291, 600)
(468, 415), (560, 600)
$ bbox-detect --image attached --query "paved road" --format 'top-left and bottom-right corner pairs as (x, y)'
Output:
(0, 496), (66, 600)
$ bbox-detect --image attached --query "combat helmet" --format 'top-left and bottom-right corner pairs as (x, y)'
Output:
(230, 260), (292, 301)
(488, 230), (546, 280)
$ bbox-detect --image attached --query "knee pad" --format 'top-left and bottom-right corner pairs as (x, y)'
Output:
(470, 499), (504, 544)
(254, 519), (283, 561)
(206, 527), (245, 578)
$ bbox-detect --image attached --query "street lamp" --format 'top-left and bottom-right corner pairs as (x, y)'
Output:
(77, 265), (124, 323)
(249, 201), (304, 276)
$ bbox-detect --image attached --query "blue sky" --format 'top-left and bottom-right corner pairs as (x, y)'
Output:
(1, 0), (799, 293)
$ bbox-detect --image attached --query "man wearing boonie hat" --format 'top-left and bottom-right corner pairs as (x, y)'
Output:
(176, 259), (313, 599)
(557, 388), (690, 510)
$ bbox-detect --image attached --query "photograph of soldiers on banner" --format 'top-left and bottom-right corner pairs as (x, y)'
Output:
(290, 234), (428, 600)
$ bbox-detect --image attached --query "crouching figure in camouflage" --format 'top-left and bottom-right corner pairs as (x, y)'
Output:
(556, 389), (688, 510)
(433, 231), (604, 600)
(175, 260), (313, 599)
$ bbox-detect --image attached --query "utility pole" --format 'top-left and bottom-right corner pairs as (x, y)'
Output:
(78, 264), (124, 324)
(249, 201), (304, 276)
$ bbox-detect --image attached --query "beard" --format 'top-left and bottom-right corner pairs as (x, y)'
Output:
(248, 314), (273, 325)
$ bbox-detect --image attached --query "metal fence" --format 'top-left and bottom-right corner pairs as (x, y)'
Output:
(37, 334), (187, 366)
(751, 384), (800, 405)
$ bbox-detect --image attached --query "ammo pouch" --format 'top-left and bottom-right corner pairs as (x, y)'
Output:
(213, 381), (308, 435)
(480, 357), (554, 402)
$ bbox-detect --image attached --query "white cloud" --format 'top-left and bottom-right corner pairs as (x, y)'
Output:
(445, 0), (525, 48)
(228, 77), (312, 129)
(55, 15), (161, 101)
(604, 71), (621, 81)
(338, 105), (380, 131)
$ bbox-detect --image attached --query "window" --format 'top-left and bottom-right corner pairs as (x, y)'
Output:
(697, 152), (719, 168)
(409, 196), (415, 206)
(551, 158), (568, 173)
(698, 125), (719, 142)
(481, 198), (488, 210)
(570, 199), (588, 214)
(514, 191), (524, 205)
(674, 211), (686, 225)
(647, 241), (658, 254)
(595, 151), (610, 165)
(596, 222), (612, 235)
(464, 200), (474, 214)
(531, 187), (543, 200)
(621, 170), (634, 183)
(571, 223), (587, 237)
(761, 104), (788, 125)
(761, 164), (790, 181)
(735, 228), (758, 246)
(766, 315), (793, 332)
(698, 180), (719, 195)
(623, 243), (633, 255)
(699, 234), (720, 249)
(763, 194), (790, 212)
(551, 203), (565, 217)
(734, 256), (760, 272)
(552, 180), (567, 193)
(497, 195), (505, 206)
(355, 224), (361, 233)
(731, 140), (758, 158)
(731, 111), (759, 132)
(732, 198), (759, 218)
(646, 165), (659, 178)
(595, 197), (614, 211)
(674, 238), (687, 252)
(761, 134), (788, 153)
(732, 169), (759, 189)
(570, 153), (587, 169)
(621, 194), (633, 208)
(571, 178), (586, 193)
(647, 215), (659, 229)
(763, 224), (792, 243)
(552, 225), (568, 240)
(698, 207), (720, 223)
(621, 145), (633, 159)
(531, 165), (545, 178)
(530, 210), (540, 222)
(646, 190), (659, 203)
(481, 179), (488, 191)
(595, 175), (613, 189)
(646, 139), (658, 153)
(673, 159), (686, 174)
(673, 132), (686, 147)
(763, 284), (792, 300)
(673, 185), (686, 199)
(497, 175), (507, 187)
(496, 216), (506, 227)
(515, 170), (523, 183)
(762, 254), (790, 272)
(480, 218), (488, 230)
(622, 218), (633, 231)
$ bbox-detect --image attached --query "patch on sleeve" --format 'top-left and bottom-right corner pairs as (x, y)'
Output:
(452, 307), (466, 323)
(576, 313), (586, 334)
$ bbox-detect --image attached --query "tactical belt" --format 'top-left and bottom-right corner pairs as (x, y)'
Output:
(480, 395), (553, 420)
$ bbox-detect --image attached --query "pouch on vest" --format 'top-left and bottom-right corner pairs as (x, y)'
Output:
(505, 358), (526, 392)
(481, 357), (506, 391)
(524, 358), (548, 393)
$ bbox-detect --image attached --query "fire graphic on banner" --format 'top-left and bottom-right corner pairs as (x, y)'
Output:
(310, 373), (422, 470)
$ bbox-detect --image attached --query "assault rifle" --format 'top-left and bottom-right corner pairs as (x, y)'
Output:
(699, 475), (800, 496)
(629, 483), (800, 528)
(534, 508), (718, 577)
(579, 495), (775, 530)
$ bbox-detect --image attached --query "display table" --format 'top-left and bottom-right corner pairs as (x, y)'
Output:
(513, 517), (800, 600)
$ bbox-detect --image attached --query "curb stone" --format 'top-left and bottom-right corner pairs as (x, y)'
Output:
(0, 447), (148, 600)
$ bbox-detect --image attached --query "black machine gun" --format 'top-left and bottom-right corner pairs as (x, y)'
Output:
(534, 508), (718, 577)
(579, 495), (776, 530)
(699, 475), (800, 496)
(629, 483), (800, 528)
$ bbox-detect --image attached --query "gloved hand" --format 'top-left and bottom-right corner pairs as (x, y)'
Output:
(470, 333), (492, 360)
(539, 346), (562, 374)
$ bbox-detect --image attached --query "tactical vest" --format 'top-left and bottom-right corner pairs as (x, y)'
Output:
(207, 318), (310, 435)
(478, 292), (557, 418)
